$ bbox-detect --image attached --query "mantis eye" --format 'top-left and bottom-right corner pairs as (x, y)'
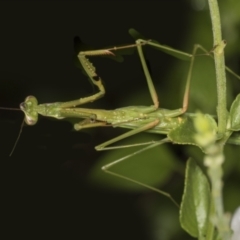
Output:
(20, 96), (39, 125)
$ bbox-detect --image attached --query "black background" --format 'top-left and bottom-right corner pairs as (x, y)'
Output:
(0, 1), (240, 240)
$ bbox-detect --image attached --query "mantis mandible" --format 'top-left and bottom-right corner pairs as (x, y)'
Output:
(2, 31), (240, 205)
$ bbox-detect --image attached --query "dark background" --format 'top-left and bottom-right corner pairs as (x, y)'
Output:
(0, 1), (240, 239)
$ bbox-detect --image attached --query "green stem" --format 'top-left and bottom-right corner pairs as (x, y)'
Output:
(204, 144), (231, 240)
(208, 0), (227, 135)
(207, 1), (232, 239)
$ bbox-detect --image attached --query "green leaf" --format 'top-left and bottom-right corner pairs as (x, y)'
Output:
(168, 114), (217, 151)
(229, 94), (240, 131)
(226, 133), (240, 145)
(168, 117), (199, 147)
(179, 159), (211, 239)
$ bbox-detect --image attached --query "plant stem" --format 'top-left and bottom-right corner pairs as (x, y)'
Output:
(204, 142), (231, 240)
(208, 0), (227, 136)
(207, 1), (232, 239)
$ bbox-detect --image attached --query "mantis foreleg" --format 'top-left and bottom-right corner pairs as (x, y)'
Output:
(134, 40), (205, 115)
(62, 42), (150, 111)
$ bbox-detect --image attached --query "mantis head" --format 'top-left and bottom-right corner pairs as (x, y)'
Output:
(20, 96), (39, 125)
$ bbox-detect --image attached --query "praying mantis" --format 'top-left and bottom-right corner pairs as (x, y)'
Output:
(2, 29), (240, 205)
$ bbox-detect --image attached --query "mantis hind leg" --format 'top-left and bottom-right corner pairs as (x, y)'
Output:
(95, 119), (160, 151)
(101, 137), (179, 207)
(95, 119), (179, 206)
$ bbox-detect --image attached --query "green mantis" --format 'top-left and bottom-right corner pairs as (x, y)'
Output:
(2, 30), (240, 206)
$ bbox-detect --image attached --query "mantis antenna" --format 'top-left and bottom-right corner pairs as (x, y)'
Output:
(0, 106), (23, 156)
